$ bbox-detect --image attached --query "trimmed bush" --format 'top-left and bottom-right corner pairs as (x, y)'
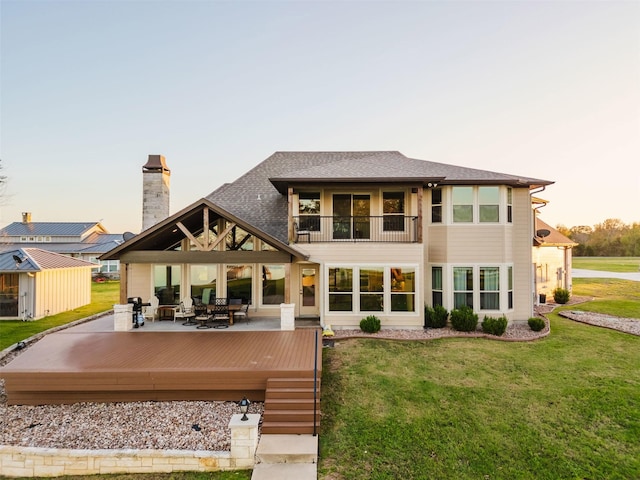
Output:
(528, 316), (546, 332)
(553, 288), (570, 304)
(481, 315), (508, 336)
(450, 305), (478, 332)
(425, 304), (449, 328)
(360, 315), (381, 333)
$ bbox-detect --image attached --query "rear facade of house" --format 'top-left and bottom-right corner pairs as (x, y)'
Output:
(102, 151), (553, 328)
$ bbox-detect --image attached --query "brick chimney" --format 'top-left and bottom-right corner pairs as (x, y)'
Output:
(142, 155), (171, 231)
(22, 212), (32, 224)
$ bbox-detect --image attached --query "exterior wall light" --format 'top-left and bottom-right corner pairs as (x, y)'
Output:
(239, 396), (251, 421)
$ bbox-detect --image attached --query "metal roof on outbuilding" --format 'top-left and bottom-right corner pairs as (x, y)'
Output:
(0, 248), (96, 272)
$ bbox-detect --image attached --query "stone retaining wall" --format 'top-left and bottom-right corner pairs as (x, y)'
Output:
(0, 414), (259, 478)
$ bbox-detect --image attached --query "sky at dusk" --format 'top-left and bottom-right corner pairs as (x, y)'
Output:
(1, 0), (639, 234)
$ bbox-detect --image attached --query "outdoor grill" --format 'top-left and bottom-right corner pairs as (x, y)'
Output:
(127, 297), (149, 328)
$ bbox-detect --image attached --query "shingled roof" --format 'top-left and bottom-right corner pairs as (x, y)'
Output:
(206, 151), (553, 243)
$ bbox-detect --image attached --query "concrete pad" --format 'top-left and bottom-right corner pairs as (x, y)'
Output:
(255, 434), (318, 464)
(251, 462), (317, 480)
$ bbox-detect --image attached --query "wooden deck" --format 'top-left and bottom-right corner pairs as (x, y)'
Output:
(1, 328), (322, 406)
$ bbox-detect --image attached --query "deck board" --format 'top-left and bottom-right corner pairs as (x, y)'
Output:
(0, 329), (322, 405)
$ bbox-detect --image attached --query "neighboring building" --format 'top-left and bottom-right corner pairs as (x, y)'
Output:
(0, 213), (125, 278)
(0, 248), (95, 319)
(533, 217), (578, 303)
(102, 151), (554, 328)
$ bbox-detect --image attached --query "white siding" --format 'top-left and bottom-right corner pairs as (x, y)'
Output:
(32, 267), (92, 319)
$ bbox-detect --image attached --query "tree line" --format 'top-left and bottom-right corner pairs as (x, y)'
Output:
(556, 219), (640, 257)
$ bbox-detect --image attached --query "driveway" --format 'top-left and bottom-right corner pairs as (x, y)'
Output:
(572, 269), (640, 282)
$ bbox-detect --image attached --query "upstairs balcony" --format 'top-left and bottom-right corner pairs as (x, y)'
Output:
(292, 216), (419, 243)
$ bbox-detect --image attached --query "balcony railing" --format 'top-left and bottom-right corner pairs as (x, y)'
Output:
(293, 216), (419, 243)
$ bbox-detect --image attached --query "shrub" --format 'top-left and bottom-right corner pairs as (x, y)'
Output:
(425, 304), (449, 328)
(359, 315), (381, 333)
(528, 317), (546, 332)
(481, 315), (508, 336)
(450, 306), (478, 332)
(553, 288), (570, 304)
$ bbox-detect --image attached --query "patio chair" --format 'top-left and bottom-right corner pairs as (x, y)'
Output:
(142, 296), (159, 323)
(294, 222), (311, 243)
(211, 297), (230, 328)
(230, 298), (250, 324)
(174, 297), (196, 325)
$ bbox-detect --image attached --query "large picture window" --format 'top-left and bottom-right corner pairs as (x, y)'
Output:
(453, 267), (473, 309)
(191, 264), (217, 304)
(391, 268), (415, 312)
(262, 264), (285, 305)
(154, 265), (181, 305)
(480, 267), (500, 310)
(329, 267), (353, 311)
(227, 265), (252, 303)
(360, 267), (384, 311)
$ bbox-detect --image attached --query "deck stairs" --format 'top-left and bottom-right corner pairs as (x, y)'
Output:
(261, 377), (320, 435)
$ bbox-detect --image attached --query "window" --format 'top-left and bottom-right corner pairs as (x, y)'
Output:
(99, 260), (119, 273)
(479, 187), (500, 222)
(191, 264), (217, 303)
(0, 273), (19, 316)
(262, 264), (285, 305)
(452, 187), (473, 223)
(508, 266), (513, 309)
(453, 267), (473, 309)
(383, 192), (405, 231)
(227, 265), (252, 303)
(333, 194), (370, 240)
(391, 268), (415, 312)
(480, 267), (500, 310)
(154, 265), (181, 305)
(226, 226), (254, 251)
(329, 267), (353, 311)
(299, 192), (321, 231)
(432, 266), (443, 306)
(507, 188), (513, 223)
(431, 188), (442, 223)
(360, 267), (384, 311)
(20, 236), (27, 242)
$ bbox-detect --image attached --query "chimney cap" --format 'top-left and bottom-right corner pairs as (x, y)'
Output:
(142, 154), (170, 174)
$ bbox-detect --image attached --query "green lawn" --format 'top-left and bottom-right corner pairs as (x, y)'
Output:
(0, 281), (120, 351)
(573, 256), (640, 272)
(4, 278), (640, 479)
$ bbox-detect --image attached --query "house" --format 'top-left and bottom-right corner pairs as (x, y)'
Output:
(101, 151), (554, 328)
(0, 212), (126, 278)
(0, 248), (95, 319)
(533, 216), (577, 303)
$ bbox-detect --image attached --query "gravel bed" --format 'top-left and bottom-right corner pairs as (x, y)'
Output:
(2, 298), (637, 452)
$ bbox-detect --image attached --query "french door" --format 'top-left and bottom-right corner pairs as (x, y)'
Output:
(333, 194), (370, 240)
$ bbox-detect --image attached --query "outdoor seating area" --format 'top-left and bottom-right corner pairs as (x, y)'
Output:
(132, 294), (250, 327)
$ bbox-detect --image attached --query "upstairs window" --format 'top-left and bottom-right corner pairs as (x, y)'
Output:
(298, 192), (321, 231)
(479, 187), (500, 223)
(431, 188), (442, 223)
(507, 188), (513, 223)
(452, 187), (473, 223)
(383, 192), (405, 231)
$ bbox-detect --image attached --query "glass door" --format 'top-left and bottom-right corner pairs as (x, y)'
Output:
(332, 194), (370, 240)
(300, 267), (318, 316)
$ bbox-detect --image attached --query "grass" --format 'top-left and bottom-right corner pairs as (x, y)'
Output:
(568, 278), (640, 319)
(573, 256), (640, 272)
(318, 279), (640, 479)
(0, 281), (120, 351)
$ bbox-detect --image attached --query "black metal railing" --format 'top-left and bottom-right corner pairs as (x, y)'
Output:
(294, 215), (419, 243)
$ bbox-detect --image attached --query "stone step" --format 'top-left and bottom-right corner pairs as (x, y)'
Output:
(255, 434), (318, 464)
